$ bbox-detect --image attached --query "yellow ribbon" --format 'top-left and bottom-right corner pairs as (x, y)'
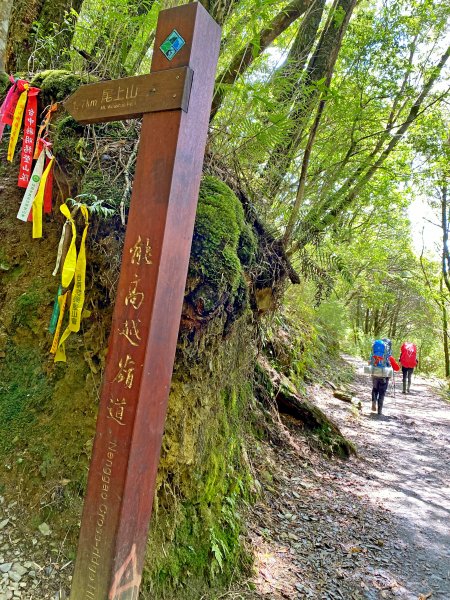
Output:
(7, 85), (29, 162)
(60, 204), (78, 289)
(49, 204), (77, 356)
(54, 205), (89, 362)
(32, 157), (55, 239)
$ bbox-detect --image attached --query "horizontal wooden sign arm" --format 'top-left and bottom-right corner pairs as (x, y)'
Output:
(64, 66), (194, 124)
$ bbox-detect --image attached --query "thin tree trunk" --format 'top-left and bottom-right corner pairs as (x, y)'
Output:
(282, 81), (328, 246)
(443, 306), (450, 378)
(0, 0), (13, 79)
(391, 301), (400, 339)
(441, 185), (450, 294)
(440, 279), (450, 378)
(364, 308), (370, 335)
(291, 44), (450, 255)
(373, 308), (380, 338)
(355, 296), (361, 330)
(264, 0), (357, 191)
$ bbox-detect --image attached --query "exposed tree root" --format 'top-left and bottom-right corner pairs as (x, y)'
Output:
(255, 356), (356, 458)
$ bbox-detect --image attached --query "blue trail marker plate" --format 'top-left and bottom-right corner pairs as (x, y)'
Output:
(160, 30), (186, 60)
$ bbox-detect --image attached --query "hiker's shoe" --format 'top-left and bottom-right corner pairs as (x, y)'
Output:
(372, 401), (377, 412)
(402, 390), (406, 394)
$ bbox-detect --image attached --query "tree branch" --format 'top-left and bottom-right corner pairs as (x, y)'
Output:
(210, 0), (314, 120)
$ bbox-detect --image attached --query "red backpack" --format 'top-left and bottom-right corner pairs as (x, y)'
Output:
(400, 342), (417, 368)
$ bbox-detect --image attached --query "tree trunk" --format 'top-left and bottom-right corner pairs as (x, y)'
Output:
(0, 0), (13, 79)
(255, 357), (356, 457)
(364, 308), (370, 335)
(440, 279), (450, 378)
(443, 305), (450, 378)
(264, 0), (357, 191)
(6, 0), (84, 72)
(391, 301), (400, 339)
(441, 185), (450, 294)
(354, 296), (361, 344)
(272, 0), (326, 106)
(282, 81), (328, 246)
(373, 308), (380, 337)
(200, 0), (240, 26)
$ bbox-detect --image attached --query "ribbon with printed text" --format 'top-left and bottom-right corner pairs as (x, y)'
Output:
(54, 205), (89, 362)
(18, 87), (40, 188)
(32, 154), (55, 238)
(50, 204), (78, 355)
(34, 103), (58, 159)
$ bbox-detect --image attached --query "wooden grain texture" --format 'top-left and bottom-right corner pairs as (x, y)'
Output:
(69, 3), (220, 600)
(64, 66), (193, 124)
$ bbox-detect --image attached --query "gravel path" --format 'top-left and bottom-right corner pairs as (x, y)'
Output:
(235, 357), (450, 600)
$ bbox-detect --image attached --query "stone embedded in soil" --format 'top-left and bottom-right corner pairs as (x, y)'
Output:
(7, 571), (21, 582)
(10, 566), (26, 578)
(0, 565), (12, 574)
(38, 523), (51, 537)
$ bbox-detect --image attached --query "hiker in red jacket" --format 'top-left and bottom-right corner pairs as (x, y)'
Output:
(399, 342), (418, 394)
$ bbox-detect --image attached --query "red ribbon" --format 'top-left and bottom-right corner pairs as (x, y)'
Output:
(43, 157), (54, 214)
(18, 87), (40, 188)
(0, 76), (17, 143)
(1, 79), (28, 126)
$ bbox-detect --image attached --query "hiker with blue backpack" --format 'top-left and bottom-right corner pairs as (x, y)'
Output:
(368, 338), (400, 415)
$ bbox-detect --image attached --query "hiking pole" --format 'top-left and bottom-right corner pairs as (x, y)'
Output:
(393, 372), (396, 405)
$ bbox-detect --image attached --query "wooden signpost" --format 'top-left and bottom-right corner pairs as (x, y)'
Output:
(65, 4), (220, 599)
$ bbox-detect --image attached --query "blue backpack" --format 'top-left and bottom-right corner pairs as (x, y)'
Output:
(370, 339), (391, 368)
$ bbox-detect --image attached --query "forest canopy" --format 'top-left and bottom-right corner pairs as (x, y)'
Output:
(1, 0), (449, 365)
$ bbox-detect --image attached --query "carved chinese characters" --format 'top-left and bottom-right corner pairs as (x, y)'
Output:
(69, 4), (220, 599)
(65, 67), (193, 125)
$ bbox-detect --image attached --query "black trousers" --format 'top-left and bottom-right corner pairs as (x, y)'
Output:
(372, 377), (389, 413)
(402, 367), (414, 390)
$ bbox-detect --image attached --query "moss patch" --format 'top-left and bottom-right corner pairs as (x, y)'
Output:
(185, 176), (257, 331)
(30, 70), (96, 104)
(142, 319), (255, 598)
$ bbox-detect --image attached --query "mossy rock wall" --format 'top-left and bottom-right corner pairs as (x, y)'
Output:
(0, 127), (256, 598)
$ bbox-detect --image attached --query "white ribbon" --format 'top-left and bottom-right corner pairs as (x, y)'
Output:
(52, 221), (69, 276)
(17, 149), (45, 222)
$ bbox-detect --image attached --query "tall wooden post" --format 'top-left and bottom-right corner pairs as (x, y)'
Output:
(68, 4), (220, 599)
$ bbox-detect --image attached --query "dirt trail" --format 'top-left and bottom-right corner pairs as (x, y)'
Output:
(1, 358), (449, 599)
(236, 357), (450, 600)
